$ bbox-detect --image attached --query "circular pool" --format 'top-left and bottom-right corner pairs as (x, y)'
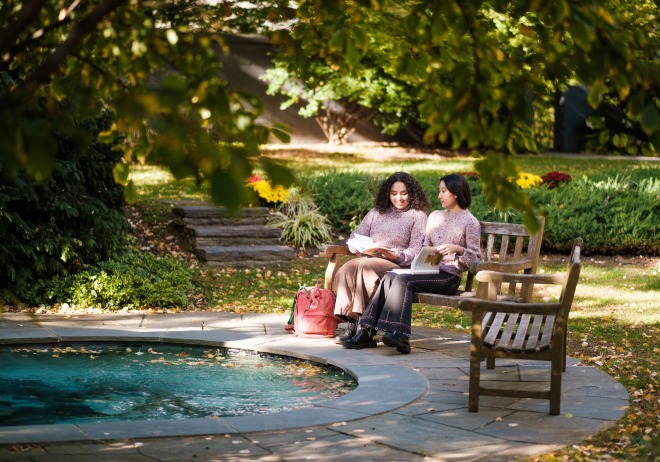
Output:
(0, 342), (356, 426)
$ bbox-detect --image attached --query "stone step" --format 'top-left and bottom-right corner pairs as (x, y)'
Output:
(195, 245), (295, 268)
(171, 205), (271, 227)
(185, 225), (281, 239)
(184, 225), (282, 247)
(174, 216), (268, 227)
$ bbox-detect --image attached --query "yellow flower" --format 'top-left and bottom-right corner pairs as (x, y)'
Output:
(515, 172), (543, 189)
(247, 179), (289, 204)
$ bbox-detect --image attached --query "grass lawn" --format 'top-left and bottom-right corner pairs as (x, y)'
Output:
(128, 145), (659, 461)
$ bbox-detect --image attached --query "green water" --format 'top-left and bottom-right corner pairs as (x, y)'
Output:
(0, 343), (356, 426)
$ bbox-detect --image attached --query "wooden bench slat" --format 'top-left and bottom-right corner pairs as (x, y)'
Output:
(539, 315), (556, 351)
(508, 237), (526, 297)
(496, 313), (518, 350)
(522, 314), (542, 351)
(479, 222), (530, 236)
(511, 313), (531, 351)
(483, 312), (507, 347)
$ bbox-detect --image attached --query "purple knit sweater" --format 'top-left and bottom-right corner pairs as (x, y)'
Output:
(424, 209), (482, 276)
(350, 207), (428, 267)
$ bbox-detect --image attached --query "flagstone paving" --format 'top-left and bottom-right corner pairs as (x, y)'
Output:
(0, 312), (628, 461)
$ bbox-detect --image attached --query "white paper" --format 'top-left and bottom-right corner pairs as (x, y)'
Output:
(390, 246), (449, 274)
(346, 234), (375, 253)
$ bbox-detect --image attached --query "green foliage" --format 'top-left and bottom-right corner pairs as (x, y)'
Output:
(302, 169), (660, 255)
(585, 110), (659, 157)
(0, 112), (128, 304)
(1, 2), (294, 211)
(3, 0), (659, 225)
(529, 172), (660, 254)
(300, 172), (379, 234)
(284, 0), (660, 220)
(267, 187), (333, 249)
(46, 248), (192, 309)
(261, 54), (417, 144)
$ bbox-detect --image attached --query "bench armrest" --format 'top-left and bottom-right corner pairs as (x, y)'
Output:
(320, 244), (356, 291)
(470, 259), (534, 274)
(320, 244), (353, 258)
(476, 270), (564, 286)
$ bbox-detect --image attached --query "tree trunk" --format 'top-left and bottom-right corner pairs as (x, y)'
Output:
(315, 100), (374, 145)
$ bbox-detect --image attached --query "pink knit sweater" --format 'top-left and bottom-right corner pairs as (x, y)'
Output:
(424, 209), (482, 276)
(351, 207), (428, 266)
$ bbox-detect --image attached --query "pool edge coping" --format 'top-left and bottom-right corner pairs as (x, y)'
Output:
(0, 332), (428, 444)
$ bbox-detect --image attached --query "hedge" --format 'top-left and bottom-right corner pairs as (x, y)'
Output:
(302, 168), (660, 255)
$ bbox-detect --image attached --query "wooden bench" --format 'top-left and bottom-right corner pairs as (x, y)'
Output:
(320, 217), (545, 309)
(458, 237), (583, 415)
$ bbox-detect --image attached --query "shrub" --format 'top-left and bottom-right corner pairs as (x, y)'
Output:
(301, 171), (376, 234)
(267, 187), (333, 249)
(528, 172), (660, 254)
(0, 112), (128, 304)
(302, 169), (660, 255)
(46, 248), (192, 309)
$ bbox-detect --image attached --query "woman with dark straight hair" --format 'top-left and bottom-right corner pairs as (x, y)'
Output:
(342, 174), (482, 353)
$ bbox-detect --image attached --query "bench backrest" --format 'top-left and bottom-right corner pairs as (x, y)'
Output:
(322, 216), (545, 303)
(467, 216), (545, 302)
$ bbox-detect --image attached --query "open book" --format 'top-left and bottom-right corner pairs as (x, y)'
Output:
(389, 246), (444, 274)
(345, 234), (392, 256)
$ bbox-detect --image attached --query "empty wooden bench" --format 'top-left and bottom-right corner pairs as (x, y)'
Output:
(321, 217), (545, 309)
(458, 237), (583, 415)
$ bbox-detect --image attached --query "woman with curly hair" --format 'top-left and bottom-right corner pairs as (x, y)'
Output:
(333, 172), (429, 344)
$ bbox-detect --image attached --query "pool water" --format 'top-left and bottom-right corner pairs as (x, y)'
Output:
(0, 343), (356, 426)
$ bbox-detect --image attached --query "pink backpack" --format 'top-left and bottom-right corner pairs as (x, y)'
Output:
(288, 282), (339, 338)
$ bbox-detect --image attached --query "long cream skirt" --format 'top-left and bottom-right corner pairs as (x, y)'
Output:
(333, 257), (399, 317)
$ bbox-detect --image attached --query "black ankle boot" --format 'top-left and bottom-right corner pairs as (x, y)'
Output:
(335, 317), (358, 344)
(342, 326), (377, 349)
(382, 331), (411, 354)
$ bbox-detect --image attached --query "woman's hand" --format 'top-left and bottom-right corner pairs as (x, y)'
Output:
(378, 248), (401, 261)
(436, 244), (463, 256)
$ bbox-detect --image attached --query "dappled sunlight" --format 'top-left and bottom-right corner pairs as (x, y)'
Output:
(262, 143), (477, 174)
(128, 165), (175, 185)
(532, 258), (660, 326)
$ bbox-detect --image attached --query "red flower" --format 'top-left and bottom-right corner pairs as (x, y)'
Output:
(456, 171), (479, 179)
(541, 171), (572, 189)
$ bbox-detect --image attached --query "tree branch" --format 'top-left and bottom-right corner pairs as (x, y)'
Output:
(0, 0), (49, 53)
(2, 0), (127, 108)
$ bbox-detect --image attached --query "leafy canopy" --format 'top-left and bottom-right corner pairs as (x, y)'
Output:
(2, 0), (659, 229)
(281, 0), (660, 230)
(0, 0), (295, 211)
